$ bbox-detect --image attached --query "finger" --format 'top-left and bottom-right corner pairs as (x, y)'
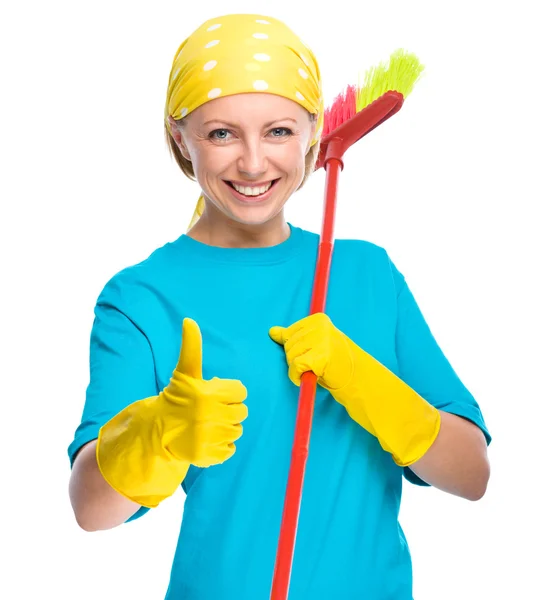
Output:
(207, 422), (244, 444)
(176, 318), (203, 380)
(283, 328), (312, 356)
(226, 402), (249, 425)
(194, 438), (238, 467)
(288, 350), (322, 386)
(210, 378), (248, 405)
(212, 400), (249, 425)
(269, 326), (287, 344)
(269, 317), (307, 344)
(212, 442), (237, 465)
(193, 443), (236, 468)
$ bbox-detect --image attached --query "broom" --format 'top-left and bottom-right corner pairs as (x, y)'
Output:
(269, 49), (425, 600)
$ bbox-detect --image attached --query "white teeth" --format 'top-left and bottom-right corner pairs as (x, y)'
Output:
(231, 181), (273, 196)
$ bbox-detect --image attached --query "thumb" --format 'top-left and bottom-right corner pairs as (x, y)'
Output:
(176, 318), (203, 379)
(269, 325), (287, 345)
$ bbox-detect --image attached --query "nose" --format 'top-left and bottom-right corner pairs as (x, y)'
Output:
(236, 137), (268, 179)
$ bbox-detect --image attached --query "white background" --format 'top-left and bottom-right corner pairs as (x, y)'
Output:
(1, 0), (541, 598)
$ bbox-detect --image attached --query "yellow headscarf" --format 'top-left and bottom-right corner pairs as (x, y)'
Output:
(164, 14), (324, 231)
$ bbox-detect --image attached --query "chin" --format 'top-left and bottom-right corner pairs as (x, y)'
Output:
(228, 209), (281, 227)
(217, 184), (287, 221)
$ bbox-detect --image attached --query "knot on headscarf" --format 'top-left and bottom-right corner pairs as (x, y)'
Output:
(163, 14), (324, 230)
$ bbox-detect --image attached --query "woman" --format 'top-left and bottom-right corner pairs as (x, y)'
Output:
(68, 13), (491, 599)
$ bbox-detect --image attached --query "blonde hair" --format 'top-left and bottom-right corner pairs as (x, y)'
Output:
(164, 112), (320, 193)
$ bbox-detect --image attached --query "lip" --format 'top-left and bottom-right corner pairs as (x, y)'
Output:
(227, 179), (276, 187)
(224, 179), (280, 204)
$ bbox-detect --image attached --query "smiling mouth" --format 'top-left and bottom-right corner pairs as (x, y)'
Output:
(225, 179), (280, 197)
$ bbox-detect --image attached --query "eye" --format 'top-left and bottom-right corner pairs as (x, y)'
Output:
(208, 127), (293, 142)
(269, 127), (293, 138)
(209, 128), (232, 141)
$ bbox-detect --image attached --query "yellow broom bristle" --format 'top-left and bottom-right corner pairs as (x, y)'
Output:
(356, 49), (424, 113)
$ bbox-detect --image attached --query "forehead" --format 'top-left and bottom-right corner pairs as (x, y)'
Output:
(190, 93), (308, 124)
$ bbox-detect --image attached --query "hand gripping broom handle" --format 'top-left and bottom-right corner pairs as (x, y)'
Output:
(269, 91), (404, 600)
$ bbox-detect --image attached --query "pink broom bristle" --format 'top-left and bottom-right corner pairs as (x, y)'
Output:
(322, 84), (357, 137)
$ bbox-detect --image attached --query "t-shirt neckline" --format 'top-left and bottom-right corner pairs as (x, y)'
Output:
(175, 222), (304, 265)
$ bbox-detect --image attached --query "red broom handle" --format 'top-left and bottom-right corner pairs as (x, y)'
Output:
(269, 92), (405, 600)
(269, 152), (343, 600)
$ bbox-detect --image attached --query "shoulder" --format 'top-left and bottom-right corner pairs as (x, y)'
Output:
(95, 241), (178, 311)
(298, 226), (405, 295)
(340, 238), (405, 293)
(298, 225), (383, 255)
(335, 236), (388, 261)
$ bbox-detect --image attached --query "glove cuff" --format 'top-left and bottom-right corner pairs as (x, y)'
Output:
(329, 337), (441, 466)
(96, 396), (190, 508)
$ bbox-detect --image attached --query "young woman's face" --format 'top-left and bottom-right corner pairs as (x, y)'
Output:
(169, 93), (316, 226)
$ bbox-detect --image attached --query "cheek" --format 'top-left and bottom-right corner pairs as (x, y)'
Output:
(275, 143), (306, 175)
(192, 146), (231, 177)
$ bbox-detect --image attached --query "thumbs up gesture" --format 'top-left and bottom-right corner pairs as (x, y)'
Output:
(96, 318), (248, 508)
(161, 318), (249, 467)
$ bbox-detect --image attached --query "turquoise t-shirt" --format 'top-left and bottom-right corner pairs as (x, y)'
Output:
(68, 223), (491, 599)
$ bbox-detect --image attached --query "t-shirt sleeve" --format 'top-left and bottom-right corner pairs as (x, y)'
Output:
(67, 292), (159, 521)
(386, 252), (492, 487)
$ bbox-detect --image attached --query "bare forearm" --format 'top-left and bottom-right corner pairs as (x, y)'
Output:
(409, 410), (490, 501)
(69, 439), (141, 531)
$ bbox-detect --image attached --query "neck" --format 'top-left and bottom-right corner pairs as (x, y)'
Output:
(186, 203), (290, 249)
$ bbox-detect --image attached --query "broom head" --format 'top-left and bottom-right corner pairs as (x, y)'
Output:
(316, 49), (424, 168)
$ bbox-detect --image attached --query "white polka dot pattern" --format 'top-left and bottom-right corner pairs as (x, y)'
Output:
(164, 13), (325, 231)
(166, 14), (323, 147)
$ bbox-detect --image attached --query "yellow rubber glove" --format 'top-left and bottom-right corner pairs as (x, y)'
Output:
(269, 313), (441, 467)
(96, 318), (249, 508)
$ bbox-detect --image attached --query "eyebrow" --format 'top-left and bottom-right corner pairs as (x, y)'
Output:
(203, 118), (298, 127)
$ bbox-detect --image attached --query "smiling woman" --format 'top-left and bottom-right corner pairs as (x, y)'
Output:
(67, 11), (491, 600)
(161, 13), (323, 248)
(165, 93), (318, 246)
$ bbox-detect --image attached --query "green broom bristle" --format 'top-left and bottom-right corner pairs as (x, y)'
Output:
(356, 49), (425, 113)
